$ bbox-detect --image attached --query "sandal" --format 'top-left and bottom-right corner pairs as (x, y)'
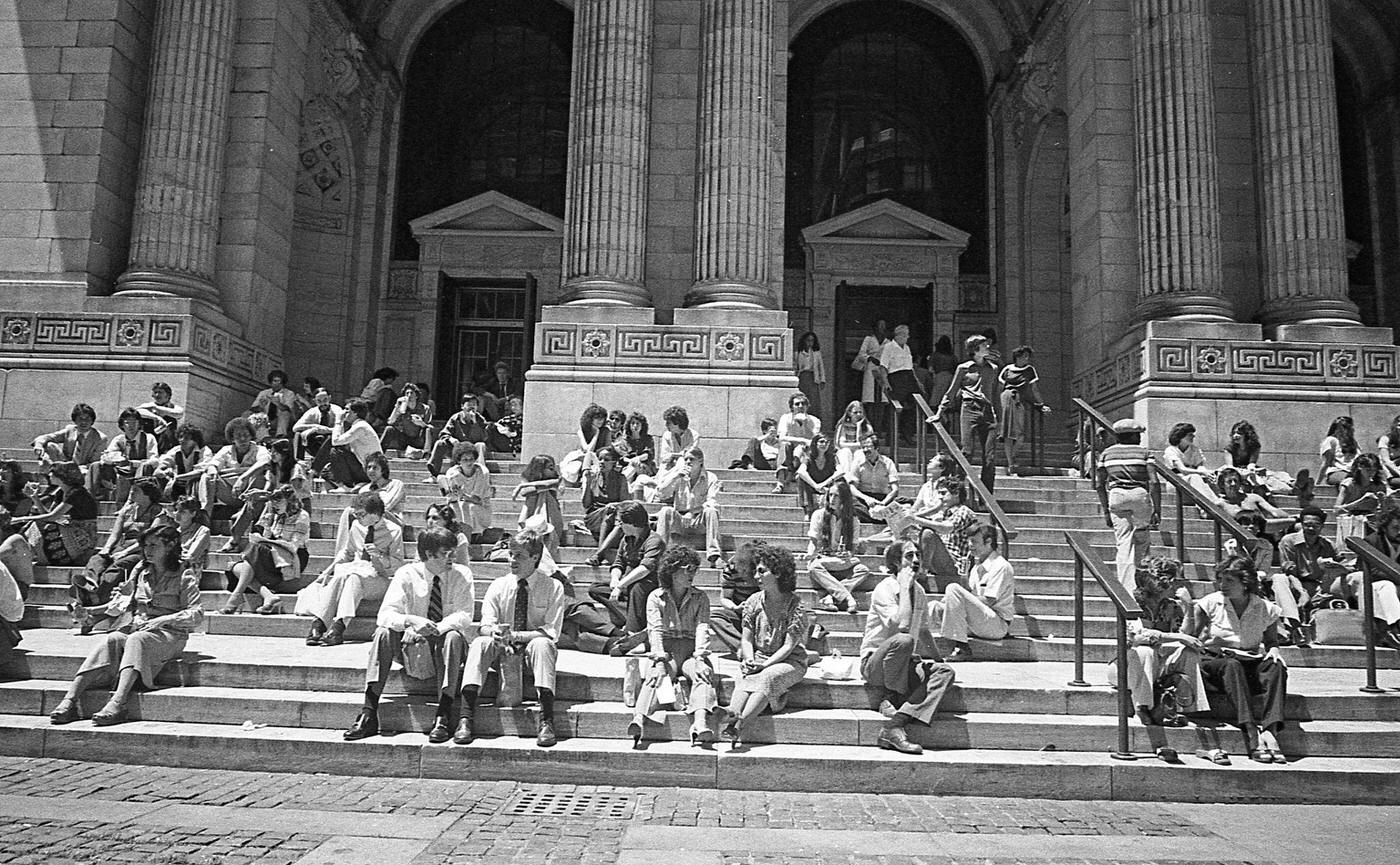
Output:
(256, 599), (284, 615)
(219, 601), (242, 615)
(49, 699), (79, 725)
(1248, 749), (1273, 764)
(1194, 748), (1231, 766)
(92, 701), (128, 726)
(1270, 749), (1288, 764)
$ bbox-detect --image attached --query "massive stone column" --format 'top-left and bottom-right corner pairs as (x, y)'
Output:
(114, 0), (238, 307)
(685, 0), (775, 309)
(560, 0), (654, 306)
(1248, 0), (1360, 327)
(1131, 0), (1232, 322)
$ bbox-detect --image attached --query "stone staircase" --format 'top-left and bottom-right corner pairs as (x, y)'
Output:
(3, 455), (1399, 803)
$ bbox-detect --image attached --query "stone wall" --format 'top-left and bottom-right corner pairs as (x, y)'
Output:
(0, 0), (150, 294)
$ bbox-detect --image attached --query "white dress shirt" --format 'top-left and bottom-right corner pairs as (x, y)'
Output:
(377, 561), (475, 635)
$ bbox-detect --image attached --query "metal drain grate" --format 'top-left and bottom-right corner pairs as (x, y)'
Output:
(505, 791), (635, 819)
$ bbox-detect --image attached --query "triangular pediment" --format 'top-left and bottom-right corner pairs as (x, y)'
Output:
(409, 191), (564, 235)
(801, 199), (970, 247)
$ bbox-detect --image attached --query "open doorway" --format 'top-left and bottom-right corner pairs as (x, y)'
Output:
(834, 282), (932, 412)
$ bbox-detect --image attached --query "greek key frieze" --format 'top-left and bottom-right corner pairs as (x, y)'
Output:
(149, 320), (183, 348)
(34, 317), (110, 346)
(1361, 349), (1397, 380)
(749, 333), (786, 363)
(1154, 343), (1190, 374)
(616, 329), (709, 360)
(1231, 346), (1322, 376)
(539, 328), (577, 357)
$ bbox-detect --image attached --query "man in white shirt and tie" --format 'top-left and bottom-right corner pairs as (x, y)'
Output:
(344, 527), (475, 742)
(459, 529), (567, 748)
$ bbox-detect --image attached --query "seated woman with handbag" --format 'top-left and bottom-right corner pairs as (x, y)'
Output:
(12, 461), (99, 568)
(625, 544), (719, 747)
(49, 524), (204, 726)
(71, 478), (168, 634)
(1189, 556), (1291, 764)
(222, 484), (311, 615)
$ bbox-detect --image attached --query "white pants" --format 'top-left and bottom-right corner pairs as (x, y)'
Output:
(1108, 486), (1153, 591)
(1339, 572), (1400, 625)
(294, 563), (389, 626)
(929, 583), (1010, 643)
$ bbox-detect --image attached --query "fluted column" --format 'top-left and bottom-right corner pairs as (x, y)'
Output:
(1131, 0), (1232, 322)
(114, 0), (237, 307)
(1249, 0), (1359, 326)
(560, 0), (654, 306)
(685, 0), (775, 309)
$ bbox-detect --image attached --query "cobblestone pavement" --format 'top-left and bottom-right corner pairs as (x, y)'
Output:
(3, 757), (1390, 865)
(0, 757), (1209, 836)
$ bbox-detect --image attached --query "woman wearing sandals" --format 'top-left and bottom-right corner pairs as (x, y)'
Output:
(49, 525), (203, 726)
(626, 544), (719, 746)
(222, 485), (311, 614)
(719, 542), (808, 748)
(1190, 556), (1291, 765)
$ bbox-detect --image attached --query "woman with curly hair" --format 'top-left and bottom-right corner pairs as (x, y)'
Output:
(619, 412), (656, 480)
(1318, 415), (1359, 486)
(562, 404), (612, 485)
(222, 484), (311, 614)
(514, 454), (563, 557)
(626, 544), (719, 746)
(719, 543), (809, 747)
(1223, 420), (1305, 500)
(1335, 452), (1387, 515)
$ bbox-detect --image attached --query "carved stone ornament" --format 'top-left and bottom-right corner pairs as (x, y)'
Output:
(581, 329), (612, 358)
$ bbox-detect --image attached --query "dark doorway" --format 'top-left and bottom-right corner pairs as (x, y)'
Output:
(435, 278), (535, 409)
(834, 282), (932, 412)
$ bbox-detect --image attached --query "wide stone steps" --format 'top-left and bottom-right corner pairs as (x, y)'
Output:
(5, 712), (1399, 803)
(3, 682), (1397, 759)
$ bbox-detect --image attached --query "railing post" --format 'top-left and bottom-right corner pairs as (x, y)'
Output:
(915, 402), (927, 480)
(1110, 616), (1137, 760)
(890, 401), (900, 468)
(1213, 522), (1222, 562)
(1175, 487), (1186, 563)
(1360, 559), (1383, 694)
(1068, 556), (1089, 687)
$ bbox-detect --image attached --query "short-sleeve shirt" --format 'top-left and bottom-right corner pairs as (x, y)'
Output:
(615, 530), (665, 575)
(1320, 436), (1357, 475)
(848, 454), (898, 496)
(646, 586), (711, 645)
(968, 553), (1016, 622)
(1162, 444), (1205, 473)
(1100, 443), (1151, 490)
(740, 592), (809, 662)
(879, 340), (914, 374)
(1195, 591), (1280, 653)
(940, 504), (979, 577)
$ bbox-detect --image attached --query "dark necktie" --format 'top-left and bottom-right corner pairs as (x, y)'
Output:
(320, 407), (331, 426)
(428, 574), (442, 624)
(513, 578), (529, 632)
(363, 525), (375, 560)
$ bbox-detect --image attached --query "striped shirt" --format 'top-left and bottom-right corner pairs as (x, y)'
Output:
(1100, 443), (1151, 489)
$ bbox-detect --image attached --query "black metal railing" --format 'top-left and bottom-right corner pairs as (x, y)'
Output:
(1150, 456), (1255, 564)
(912, 393), (1019, 561)
(1063, 530), (1140, 761)
(1344, 537), (1396, 695)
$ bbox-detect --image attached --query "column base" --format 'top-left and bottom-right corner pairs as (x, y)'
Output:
(560, 277), (652, 307)
(1076, 320), (1399, 469)
(1260, 295), (1362, 329)
(523, 305), (796, 459)
(115, 268), (223, 310)
(1134, 293), (1234, 324)
(683, 279), (777, 310)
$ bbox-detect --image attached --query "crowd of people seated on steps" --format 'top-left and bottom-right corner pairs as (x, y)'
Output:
(1135, 411), (1400, 652)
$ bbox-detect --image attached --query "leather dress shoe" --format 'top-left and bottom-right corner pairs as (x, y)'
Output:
(453, 717), (474, 745)
(320, 621), (346, 646)
(343, 709), (379, 741)
(536, 719), (558, 748)
(305, 621), (327, 646)
(428, 716), (452, 744)
(876, 725), (923, 755)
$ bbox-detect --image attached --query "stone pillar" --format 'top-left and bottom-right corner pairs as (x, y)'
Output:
(114, 0), (237, 307)
(560, 0), (654, 307)
(685, 0), (775, 309)
(1131, 0), (1232, 322)
(1248, 0), (1360, 327)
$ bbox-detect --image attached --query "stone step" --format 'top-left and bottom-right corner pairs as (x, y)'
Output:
(1, 713), (1398, 803)
(5, 632), (1397, 718)
(3, 682), (1398, 758)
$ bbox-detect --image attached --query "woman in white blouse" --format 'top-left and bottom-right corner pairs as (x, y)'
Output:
(1190, 556), (1290, 764)
(854, 319), (888, 429)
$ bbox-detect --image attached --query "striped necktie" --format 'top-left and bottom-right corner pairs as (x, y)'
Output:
(513, 578), (529, 632)
(428, 573), (442, 624)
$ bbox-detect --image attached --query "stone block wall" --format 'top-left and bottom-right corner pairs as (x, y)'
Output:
(643, 0), (701, 311)
(1210, 0), (1259, 321)
(0, 0), (150, 293)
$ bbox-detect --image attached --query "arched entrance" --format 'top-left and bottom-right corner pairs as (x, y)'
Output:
(384, 0), (572, 409)
(785, 0), (990, 414)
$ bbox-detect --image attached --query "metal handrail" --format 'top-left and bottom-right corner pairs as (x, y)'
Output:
(1072, 397), (1115, 480)
(1344, 537), (1394, 694)
(1063, 530), (1140, 761)
(912, 392), (1020, 559)
(1150, 456), (1255, 564)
